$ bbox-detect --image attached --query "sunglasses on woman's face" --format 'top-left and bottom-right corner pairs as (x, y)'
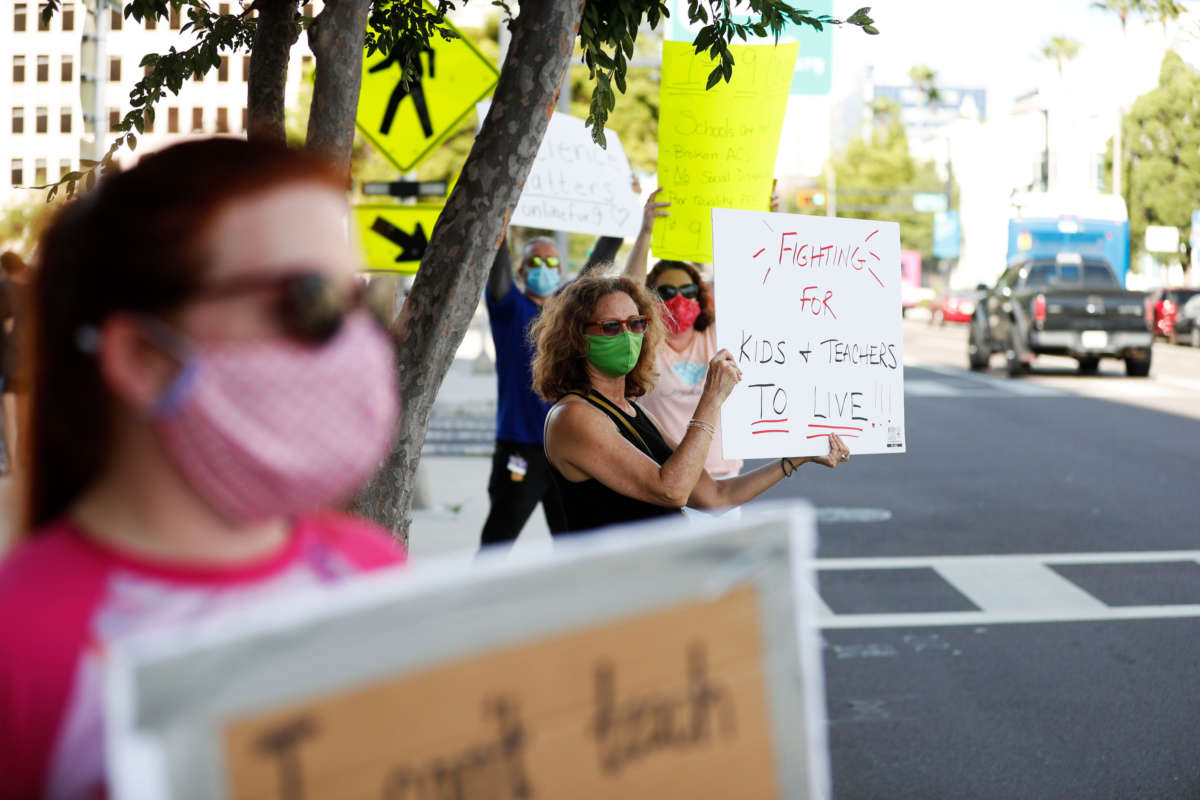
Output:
(524, 256), (560, 269)
(195, 271), (392, 343)
(585, 315), (649, 337)
(655, 283), (700, 301)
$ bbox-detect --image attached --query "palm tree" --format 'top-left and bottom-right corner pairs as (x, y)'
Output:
(908, 65), (940, 112)
(1148, 0), (1187, 32)
(1090, 0), (1145, 34)
(1040, 36), (1083, 77)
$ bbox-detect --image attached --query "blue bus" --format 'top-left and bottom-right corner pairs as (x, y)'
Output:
(1007, 193), (1130, 287)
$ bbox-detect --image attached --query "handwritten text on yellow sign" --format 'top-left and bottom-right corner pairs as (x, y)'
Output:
(653, 41), (798, 263)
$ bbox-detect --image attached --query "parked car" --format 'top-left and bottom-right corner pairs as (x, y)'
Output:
(1175, 294), (1200, 348)
(931, 289), (982, 325)
(1149, 287), (1200, 341)
(969, 253), (1153, 377)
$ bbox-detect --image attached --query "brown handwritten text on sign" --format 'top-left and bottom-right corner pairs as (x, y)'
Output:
(223, 587), (777, 800)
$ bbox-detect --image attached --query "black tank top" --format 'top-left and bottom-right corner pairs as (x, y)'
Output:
(551, 391), (682, 535)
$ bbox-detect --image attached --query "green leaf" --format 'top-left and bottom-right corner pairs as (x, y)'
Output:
(706, 65), (723, 90)
(128, 133), (137, 151)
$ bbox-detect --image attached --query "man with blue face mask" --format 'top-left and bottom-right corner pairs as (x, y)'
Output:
(481, 233), (621, 549)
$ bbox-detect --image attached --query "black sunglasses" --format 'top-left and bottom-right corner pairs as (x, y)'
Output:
(195, 271), (392, 343)
(656, 283), (700, 301)
(585, 315), (649, 337)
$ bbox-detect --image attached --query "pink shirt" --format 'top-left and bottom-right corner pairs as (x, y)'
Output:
(640, 325), (743, 477)
(0, 513), (405, 799)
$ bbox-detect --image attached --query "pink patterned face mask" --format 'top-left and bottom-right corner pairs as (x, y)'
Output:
(146, 311), (400, 524)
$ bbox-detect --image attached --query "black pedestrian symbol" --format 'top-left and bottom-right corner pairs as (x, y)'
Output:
(369, 46), (435, 138)
(371, 216), (428, 263)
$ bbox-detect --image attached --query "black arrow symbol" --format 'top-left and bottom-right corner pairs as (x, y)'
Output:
(370, 216), (428, 263)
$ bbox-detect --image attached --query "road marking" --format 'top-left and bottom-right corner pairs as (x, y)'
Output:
(810, 550), (1200, 628)
(817, 508), (893, 524)
(917, 363), (1066, 396)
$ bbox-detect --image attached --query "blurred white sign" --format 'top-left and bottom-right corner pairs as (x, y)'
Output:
(713, 208), (906, 459)
(1145, 225), (1180, 254)
(107, 507), (829, 800)
(481, 103), (642, 238)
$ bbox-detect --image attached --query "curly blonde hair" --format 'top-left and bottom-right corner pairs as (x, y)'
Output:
(531, 276), (665, 402)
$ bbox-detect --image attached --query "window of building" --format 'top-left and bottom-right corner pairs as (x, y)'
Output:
(60, 55), (72, 82)
(59, 158), (71, 179)
(34, 158), (46, 185)
(35, 106), (47, 133)
(37, 4), (49, 30)
(218, 56), (228, 82)
(191, 107), (203, 131)
(60, 106), (71, 133)
(12, 107), (24, 135)
(303, 3), (313, 17)
(241, 107), (247, 131)
(144, 13), (156, 30)
(168, 106), (179, 133)
(108, 108), (120, 131)
(242, 55), (250, 82)
(169, 6), (180, 28)
(216, 107), (228, 133)
(36, 54), (48, 82)
(12, 56), (25, 83)
(110, 7), (121, 29)
(14, 3), (27, 32)
(11, 160), (23, 187)
(143, 107), (154, 133)
(61, 2), (73, 30)
(301, 55), (312, 72)
(109, 56), (120, 82)
(218, 3), (229, 14)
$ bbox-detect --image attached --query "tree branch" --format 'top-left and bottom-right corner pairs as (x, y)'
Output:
(305, 0), (372, 174)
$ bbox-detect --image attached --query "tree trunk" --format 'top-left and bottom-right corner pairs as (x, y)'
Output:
(246, 0), (298, 143)
(352, 0), (585, 541)
(305, 0), (371, 175)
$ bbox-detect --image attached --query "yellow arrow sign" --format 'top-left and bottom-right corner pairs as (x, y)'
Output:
(354, 204), (443, 273)
(356, 8), (500, 173)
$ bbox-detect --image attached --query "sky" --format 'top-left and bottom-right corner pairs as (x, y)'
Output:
(450, 0), (1200, 177)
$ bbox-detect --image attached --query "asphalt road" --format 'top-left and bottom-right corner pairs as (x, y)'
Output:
(751, 320), (1200, 799)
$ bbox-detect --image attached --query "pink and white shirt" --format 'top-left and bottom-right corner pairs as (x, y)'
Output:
(0, 513), (405, 799)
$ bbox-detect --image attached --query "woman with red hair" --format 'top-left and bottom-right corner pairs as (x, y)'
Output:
(0, 139), (405, 797)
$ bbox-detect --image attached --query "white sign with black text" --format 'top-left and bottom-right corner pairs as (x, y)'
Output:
(480, 102), (643, 238)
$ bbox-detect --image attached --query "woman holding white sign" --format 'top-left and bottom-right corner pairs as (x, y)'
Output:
(533, 275), (849, 534)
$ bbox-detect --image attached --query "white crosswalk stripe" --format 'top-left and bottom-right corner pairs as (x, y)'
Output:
(812, 550), (1200, 628)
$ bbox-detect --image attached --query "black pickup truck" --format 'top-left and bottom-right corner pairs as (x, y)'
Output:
(968, 255), (1153, 377)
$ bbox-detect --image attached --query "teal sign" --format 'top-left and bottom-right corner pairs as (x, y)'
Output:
(667, 0), (832, 95)
(913, 193), (948, 213)
(934, 211), (961, 259)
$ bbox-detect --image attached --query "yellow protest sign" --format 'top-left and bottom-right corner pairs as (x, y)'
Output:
(354, 204), (443, 273)
(653, 41), (798, 263)
(356, 6), (500, 172)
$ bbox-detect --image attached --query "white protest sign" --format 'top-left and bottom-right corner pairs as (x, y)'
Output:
(106, 506), (830, 800)
(713, 208), (906, 459)
(480, 102), (642, 238)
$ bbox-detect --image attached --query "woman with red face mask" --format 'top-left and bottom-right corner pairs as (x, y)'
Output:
(620, 189), (741, 481)
(0, 139), (405, 798)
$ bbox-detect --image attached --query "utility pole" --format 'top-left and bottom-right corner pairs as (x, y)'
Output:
(1112, 107), (1123, 197)
(80, 0), (108, 163)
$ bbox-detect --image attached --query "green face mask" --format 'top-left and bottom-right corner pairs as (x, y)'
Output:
(585, 332), (644, 377)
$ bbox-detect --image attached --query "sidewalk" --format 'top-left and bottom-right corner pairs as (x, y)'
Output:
(407, 311), (553, 564)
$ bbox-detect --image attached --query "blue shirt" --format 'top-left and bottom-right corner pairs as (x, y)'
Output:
(487, 284), (553, 444)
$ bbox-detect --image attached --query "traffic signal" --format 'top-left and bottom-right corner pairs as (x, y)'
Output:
(796, 189), (827, 208)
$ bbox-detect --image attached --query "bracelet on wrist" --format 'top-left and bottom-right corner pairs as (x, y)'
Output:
(780, 457), (799, 477)
(687, 418), (716, 436)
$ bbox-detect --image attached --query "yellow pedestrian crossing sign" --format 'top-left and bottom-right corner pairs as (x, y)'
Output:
(354, 204), (444, 273)
(356, 9), (500, 173)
